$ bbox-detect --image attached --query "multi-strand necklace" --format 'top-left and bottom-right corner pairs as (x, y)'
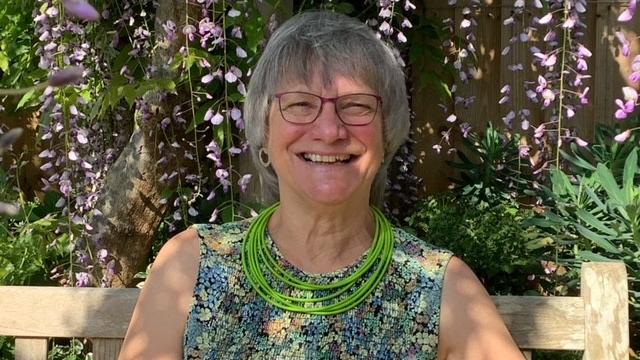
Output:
(241, 203), (395, 315)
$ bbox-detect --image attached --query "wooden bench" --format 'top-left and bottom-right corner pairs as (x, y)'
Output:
(0, 262), (629, 359)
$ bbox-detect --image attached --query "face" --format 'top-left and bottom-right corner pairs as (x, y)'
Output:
(266, 74), (385, 208)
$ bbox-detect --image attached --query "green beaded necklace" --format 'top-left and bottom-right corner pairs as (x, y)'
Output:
(241, 203), (395, 315)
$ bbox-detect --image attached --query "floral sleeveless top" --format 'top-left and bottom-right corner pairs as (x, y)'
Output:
(183, 219), (452, 359)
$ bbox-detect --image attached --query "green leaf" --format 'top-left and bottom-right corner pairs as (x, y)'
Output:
(550, 169), (575, 197)
(525, 236), (554, 250)
(595, 163), (624, 205)
(0, 52), (9, 72)
(15, 88), (36, 110)
(575, 208), (617, 236)
(119, 84), (137, 107)
(575, 224), (621, 253)
(559, 148), (597, 172)
(215, 125), (225, 145)
(584, 186), (607, 212)
(577, 250), (616, 262)
(334, 2), (355, 14)
(623, 148), (638, 199)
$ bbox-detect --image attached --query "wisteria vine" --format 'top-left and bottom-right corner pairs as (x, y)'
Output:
(433, 0), (638, 176)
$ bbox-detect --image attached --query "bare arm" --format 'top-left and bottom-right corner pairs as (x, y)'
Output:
(437, 256), (525, 360)
(119, 227), (200, 360)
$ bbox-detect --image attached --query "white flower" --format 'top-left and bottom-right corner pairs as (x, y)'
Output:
(622, 86), (638, 102)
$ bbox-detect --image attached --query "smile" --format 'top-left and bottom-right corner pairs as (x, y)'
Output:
(301, 153), (355, 164)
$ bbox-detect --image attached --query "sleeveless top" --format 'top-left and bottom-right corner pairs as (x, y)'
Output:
(183, 219), (453, 360)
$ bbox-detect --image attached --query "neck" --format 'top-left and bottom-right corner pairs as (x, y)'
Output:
(268, 197), (375, 274)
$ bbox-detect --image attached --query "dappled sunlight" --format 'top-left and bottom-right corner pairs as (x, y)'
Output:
(611, 29), (640, 87)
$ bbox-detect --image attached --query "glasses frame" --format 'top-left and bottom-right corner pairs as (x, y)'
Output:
(273, 91), (383, 126)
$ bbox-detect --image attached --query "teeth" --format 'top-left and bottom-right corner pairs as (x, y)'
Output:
(303, 153), (351, 163)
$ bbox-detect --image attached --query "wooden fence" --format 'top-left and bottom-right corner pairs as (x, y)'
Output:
(413, 0), (640, 193)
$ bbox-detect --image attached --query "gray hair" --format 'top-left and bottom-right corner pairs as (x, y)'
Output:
(244, 11), (410, 206)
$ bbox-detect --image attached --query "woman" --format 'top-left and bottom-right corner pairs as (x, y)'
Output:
(120, 11), (524, 360)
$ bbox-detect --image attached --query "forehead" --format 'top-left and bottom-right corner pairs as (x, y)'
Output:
(276, 66), (377, 94)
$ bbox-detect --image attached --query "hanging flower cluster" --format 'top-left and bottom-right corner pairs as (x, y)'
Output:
(369, 0), (417, 45)
(432, 0), (481, 154)
(32, 0), (122, 287)
(612, 0), (640, 141)
(434, 0), (607, 174)
(365, 0), (423, 220)
(156, 2), (258, 231)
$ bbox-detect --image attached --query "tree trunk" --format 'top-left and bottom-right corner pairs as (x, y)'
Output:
(93, 0), (189, 288)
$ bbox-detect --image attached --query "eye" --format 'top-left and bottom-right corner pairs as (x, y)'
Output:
(279, 93), (320, 114)
(337, 94), (378, 117)
(341, 101), (372, 109)
(284, 101), (314, 110)
(339, 101), (374, 115)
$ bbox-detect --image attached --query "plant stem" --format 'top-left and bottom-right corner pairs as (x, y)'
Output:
(555, 0), (571, 171)
(0, 83), (47, 96)
(184, 0), (202, 201)
(221, 0), (236, 221)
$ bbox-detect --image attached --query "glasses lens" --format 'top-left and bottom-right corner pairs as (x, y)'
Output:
(336, 94), (379, 125)
(278, 92), (321, 124)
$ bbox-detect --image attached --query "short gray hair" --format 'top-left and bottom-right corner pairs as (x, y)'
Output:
(244, 10), (410, 206)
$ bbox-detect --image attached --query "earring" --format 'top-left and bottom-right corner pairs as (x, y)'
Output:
(259, 147), (271, 167)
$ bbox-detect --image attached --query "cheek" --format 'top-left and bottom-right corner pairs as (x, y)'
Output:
(366, 122), (385, 156)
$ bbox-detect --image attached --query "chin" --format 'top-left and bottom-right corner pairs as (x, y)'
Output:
(300, 184), (369, 207)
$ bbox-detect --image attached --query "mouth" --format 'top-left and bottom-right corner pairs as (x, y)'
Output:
(298, 152), (357, 164)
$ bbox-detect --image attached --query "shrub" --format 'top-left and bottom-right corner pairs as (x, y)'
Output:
(406, 194), (541, 295)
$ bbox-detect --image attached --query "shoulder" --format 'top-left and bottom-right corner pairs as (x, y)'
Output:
(119, 226), (201, 359)
(437, 257), (524, 360)
(393, 227), (453, 278)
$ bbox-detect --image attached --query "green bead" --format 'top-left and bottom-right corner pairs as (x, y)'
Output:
(241, 203), (395, 315)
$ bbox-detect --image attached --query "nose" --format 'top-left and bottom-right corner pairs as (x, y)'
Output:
(311, 100), (347, 142)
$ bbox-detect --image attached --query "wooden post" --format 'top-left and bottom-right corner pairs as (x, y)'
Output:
(581, 262), (629, 360)
(93, 339), (123, 360)
(14, 338), (48, 360)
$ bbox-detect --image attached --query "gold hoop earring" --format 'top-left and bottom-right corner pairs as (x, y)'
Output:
(259, 147), (271, 167)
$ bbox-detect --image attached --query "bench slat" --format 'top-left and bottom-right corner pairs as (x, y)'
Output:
(15, 338), (47, 360)
(493, 296), (585, 350)
(0, 287), (138, 338)
(0, 262), (629, 357)
(0, 286), (585, 350)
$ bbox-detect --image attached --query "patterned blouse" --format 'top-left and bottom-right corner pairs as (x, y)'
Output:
(183, 219), (453, 359)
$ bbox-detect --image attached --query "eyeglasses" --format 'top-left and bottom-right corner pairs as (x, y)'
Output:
(274, 91), (382, 126)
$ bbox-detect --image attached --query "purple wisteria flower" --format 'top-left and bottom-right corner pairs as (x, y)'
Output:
(575, 137), (588, 147)
(63, 0), (100, 22)
(75, 272), (91, 287)
(614, 87), (638, 120)
(614, 129), (632, 143)
(238, 174), (252, 192)
(619, 0), (637, 22)
(0, 128), (23, 154)
(630, 56), (640, 83)
(615, 32), (631, 57)
(47, 66), (85, 87)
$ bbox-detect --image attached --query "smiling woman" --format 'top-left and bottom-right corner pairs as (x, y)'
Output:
(119, 10), (525, 360)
